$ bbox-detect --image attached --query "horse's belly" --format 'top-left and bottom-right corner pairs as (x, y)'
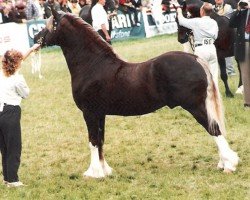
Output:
(106, 100), (165, 116)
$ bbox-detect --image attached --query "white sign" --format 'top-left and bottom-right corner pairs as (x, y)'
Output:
(142, 9), (177, 38)
(0, 23), (30, 55)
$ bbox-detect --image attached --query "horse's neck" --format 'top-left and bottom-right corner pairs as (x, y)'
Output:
(60, 38), (117, 77)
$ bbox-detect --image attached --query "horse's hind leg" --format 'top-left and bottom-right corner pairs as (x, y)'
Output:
(218, 57), (234, 97)
(185, 102), (239, 172)
(83, 110), (112, 178)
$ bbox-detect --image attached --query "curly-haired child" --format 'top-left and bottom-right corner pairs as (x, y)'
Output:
(0, 43), (40, 188)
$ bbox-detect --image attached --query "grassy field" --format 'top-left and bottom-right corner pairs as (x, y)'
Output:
(1, 34), (249, 199)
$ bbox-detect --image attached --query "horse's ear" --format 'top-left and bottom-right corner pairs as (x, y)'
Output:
(50, 6), (60, 21)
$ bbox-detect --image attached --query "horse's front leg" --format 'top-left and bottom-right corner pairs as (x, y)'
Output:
(83, 111), (112, 178)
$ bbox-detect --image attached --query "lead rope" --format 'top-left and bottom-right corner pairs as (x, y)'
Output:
(31, 18), (43, 79)
(188, 32), (195, 53)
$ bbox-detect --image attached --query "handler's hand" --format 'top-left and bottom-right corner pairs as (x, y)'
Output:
(32, 43), (41, 52)
(171, 0), (180, 8)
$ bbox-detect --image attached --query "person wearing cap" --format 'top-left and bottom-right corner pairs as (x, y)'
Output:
(0, 43), (40, 188)
(176, 2), (220, 86)
(229, 0), (250, 107)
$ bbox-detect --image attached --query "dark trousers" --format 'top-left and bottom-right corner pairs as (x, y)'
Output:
(0, 105), (21, 182)
(97, 30), (112, 45)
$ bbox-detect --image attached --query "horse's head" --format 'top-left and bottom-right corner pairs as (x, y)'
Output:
(174, 0), (203, 44)
(174, 1), (192, 44)
(34, 8), (65, 47)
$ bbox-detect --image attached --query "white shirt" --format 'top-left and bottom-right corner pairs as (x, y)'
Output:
(0, 71), (30, 109)
(178, 15), (218, 44)
(91, 3), (109, 31)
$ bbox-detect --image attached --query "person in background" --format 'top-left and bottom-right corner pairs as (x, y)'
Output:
(213, 0), (236, 76)
(119, 0), (139, 26)
(0, 0), (4, 23)
(0, 43), (40, 188)
(38, 0), (46, 19)
(91, 0), (111, 43)
(34, 0), (44, 19)
(131, 0), (142, 25)
(78, 0), (86, 7)
(0, 4), (12, 23)
(229, 0), (250, 107)
(43, 0), (60, 18)
(68, 0), (81, 15)
(8, 0), (27, 23)
(58, 0), (72, 13)
(214, 0), (233, 17)
(25, 0), (39, 20)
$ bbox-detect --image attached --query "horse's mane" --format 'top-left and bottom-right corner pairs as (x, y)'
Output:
(63, 13), (119, 60)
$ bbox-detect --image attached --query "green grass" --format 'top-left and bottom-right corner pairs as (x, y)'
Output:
(1, 34), (249, 199)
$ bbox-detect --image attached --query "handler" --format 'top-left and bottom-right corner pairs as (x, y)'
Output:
(176, 2), (219, 86)
(229, 0), (250, 107)
(91, 0), (112, 44)
(0, 43), (40, 188)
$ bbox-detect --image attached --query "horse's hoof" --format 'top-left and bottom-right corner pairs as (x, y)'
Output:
(235, 86), (244, 95)
(223, 168), (233, 174)
(83, 166), (105, 178)
(217, 161), (224, 170)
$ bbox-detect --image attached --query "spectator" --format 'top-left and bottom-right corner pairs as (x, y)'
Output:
(214, 0), (233, 17)
(131, 0), (142, 11)
(25, 0), (39, 20)
(43, 0), (61, 18)
(0, 4), (12, 23)
(213, 0), (236, 76)
(58, 0), (72, 13)
(8, 1), (27, 23)
(229, 0), (250, 107)
(78, 0), (86, 7)
(119, 0), (139, 26)
(34, 0), (44, 19)
(0, 43), (40, 188)
(38, 0), (46, 19)
(91, 0), (111, 44)
(68, 0), (81, 15)
(131, 0), (142, 25)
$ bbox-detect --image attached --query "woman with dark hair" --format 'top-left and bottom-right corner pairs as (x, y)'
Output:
(0, 43), (40, 188)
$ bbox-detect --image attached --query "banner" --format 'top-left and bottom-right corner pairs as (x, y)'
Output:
(142, 9), (177, 38)
(111, 10), (146, 40)
(0, 23), (30, 55)
(0, 10), (177, 55)
(26, 19), (47, 46)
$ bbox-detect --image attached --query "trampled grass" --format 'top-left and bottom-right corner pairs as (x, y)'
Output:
(0, 34), (249, 199)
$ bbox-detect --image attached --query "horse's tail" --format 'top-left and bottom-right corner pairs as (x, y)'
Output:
(197, 57), (226, 136)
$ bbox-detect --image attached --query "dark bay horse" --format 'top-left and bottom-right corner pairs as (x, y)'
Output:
(174, 0), (242, 97)
(34, 10), (239, 178)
